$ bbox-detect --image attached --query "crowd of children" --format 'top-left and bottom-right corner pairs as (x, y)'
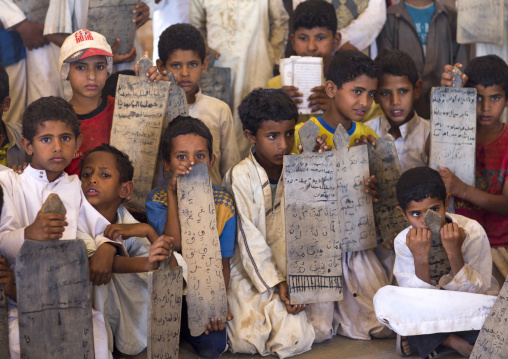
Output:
(0, 0), (507, 358)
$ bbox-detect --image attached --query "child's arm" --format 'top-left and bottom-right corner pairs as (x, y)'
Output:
(440, 223), (465, 277)
(405, 228), (432, 285)
(0, 257), (16, 301)
(440, 167), (508, 216)
(24, 210), (67, 241)
(104, 223), (159, 244)
(111, 235), (173, 273)
(440, 63), (468, 88)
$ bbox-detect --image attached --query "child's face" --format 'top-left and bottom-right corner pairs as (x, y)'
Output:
(376, 74), (422, 125)
(158, 50), (207, 96)
(475, 84), (508, 129)
(326, 75), (378, 122)
(398, 196), (449, 230)
(245, 119), (295, 168)
(291, 27), (339, 70)
(163, 133), (215, 173)
(67, 55), (108, 100)
(22, 120), (82, 181)
(81, 151), (131, 211)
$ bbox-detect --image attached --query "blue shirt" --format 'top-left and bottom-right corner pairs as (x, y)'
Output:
(0, 29), (26, 67)
(146, 185), (236, 258)
(405, 2), (435, 46)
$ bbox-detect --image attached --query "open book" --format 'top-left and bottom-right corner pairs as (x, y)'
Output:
(280, 56), (323, 115)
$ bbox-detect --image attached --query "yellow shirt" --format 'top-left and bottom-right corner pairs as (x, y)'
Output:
(291, 116), (378, 154)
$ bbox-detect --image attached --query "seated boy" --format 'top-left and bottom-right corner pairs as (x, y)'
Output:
(58, 29), (166, 175)
(267, 0), (341, 118)
(222, 88), (325, 357)
(0, 63), (28, 170)
(441, 56), (508, 284)
(156, 23), (240, 188)
(366, 49), (429, 172)
(0, 96), (126, 358)
(374, 167), (499, 358)
(78, 144), (179, 355)
(292, 50), (380, 153)
(146, 115), (235, 358)
(290, 50), (392, 340)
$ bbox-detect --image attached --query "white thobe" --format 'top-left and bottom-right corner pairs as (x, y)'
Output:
(374, 213), (500, 336)
(190, 0), (289, 158)
(222, 150), (315, 358)
(0, 165), (126, 359)
(189, 89), (240, 188)
(365, 112), (429, 172)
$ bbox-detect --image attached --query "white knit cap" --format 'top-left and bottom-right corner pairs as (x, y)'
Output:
(59, 29), (113, 80)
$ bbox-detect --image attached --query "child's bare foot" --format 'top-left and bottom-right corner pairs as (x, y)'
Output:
(443, 334), (474, 357)
(396, 334), (413, 356)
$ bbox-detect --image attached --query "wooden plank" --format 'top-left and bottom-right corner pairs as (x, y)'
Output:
(429, 87), (477, 187)
(199, 57), (232, 108)
(177, 162), (227, 336)
(284, 121), (343, 305)
(87, 0), (138, 55)
(471, 277), (508, 358)
(110, 55), (170, 211)
(0, 253), (8, 357)
(147, 259), (183, 359)
(334, 125), (377, 252)
(458, 0), (503, 45)
(423, 209), (451, 283)
(367, 135), (407, 249)
(16, 194), (93, 358)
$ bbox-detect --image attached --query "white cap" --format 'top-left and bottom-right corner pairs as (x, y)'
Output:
(59, 29), (114, 80)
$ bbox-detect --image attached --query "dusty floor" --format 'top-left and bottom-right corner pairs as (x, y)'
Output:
(116, 335), (463, 359)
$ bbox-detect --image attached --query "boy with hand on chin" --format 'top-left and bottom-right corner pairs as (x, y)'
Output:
(78, 144), (179, 355)
(0, 96), (125, 358)
(374, 167), (498, 358)
(146, 116), (235, 358)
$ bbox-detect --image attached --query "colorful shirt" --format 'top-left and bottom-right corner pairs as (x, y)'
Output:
(455, 124), (508, 247)
(65, 96), (115, 176)
(404, 2), (435, 49)
(292, 115), (378, 153)
(145, 185), (236, 258)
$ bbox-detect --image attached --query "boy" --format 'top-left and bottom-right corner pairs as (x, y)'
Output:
(0, 96), (126, 358)
(440, 55), (508, 284)
(156, 23), (240, 188)
(292, 50), (379, 152)
(377, 0), (467, 119)
(268, 0), (341, 117)
(366, 49), (429, 172)
(190, 0), (289, 157)
(290, 50), (393, 340)
(79, 144), (178, 355)
(146, 115), (235, 358)
(59, 29), (166, 175)
(0, 63), (28, 170)
(374, 167), (498, 358)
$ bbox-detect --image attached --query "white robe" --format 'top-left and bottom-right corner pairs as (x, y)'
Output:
(222, 150), (315, 358)
(189, 89), (240, 188)
(190, 0), (289, 158)
(374, 213), (500, 336)
(0, 165), (126, 359)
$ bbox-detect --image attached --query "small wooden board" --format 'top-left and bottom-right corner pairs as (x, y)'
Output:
(147, 260), (183, 359)
(334, 125), (377, 252)
(177, 162), (227, 336)
(0, 254), (8, 357)
(458, 0), (503, 45)
(367, 135), (407, 249)
(429, 87), (477, 188)
(199, 57), (232, 108)
(87, 0), (138, 55)
(471, 276), (508, 358)
(110, 55), (170, 211)
(284, 121), (343, 305)
(423, 209), (451, 283)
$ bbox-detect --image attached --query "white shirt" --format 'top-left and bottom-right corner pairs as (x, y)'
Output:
(0, 165), (126, 265)
(393, 213), (498, 295)
(189, 89), (240, 188)
(365, 111), (429, 172)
